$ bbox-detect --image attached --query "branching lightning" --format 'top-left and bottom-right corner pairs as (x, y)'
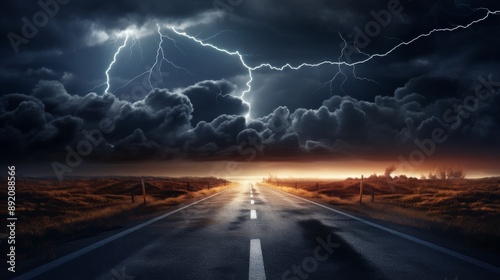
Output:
(168, 26), (254, 118)
(245, 8), (499, 72)
(104, 34), (129, 94)
(106, 24), (194, 95)
(98, 3), (499, 119)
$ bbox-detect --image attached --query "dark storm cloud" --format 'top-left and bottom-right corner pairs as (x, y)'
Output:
(1, 77), (499, 164)
(181, 79), (249, 125)
(1, 0), (500, 166)
(1, 81), (191, 161)
(2, 0), (498, 98)
(213, 0), (500, 114)
(1, 0), (220, 55)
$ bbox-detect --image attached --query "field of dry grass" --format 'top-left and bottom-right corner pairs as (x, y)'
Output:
(0, 176), (231, 260)
(265, 177), (500, 253)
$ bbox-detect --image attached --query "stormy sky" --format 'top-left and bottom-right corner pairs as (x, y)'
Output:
(1, 0), (500, 176)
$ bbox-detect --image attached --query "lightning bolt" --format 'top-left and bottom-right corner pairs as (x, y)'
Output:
(127, 36), (137, 62)
(97, 3), (499, 120)
(320, 32), (380, 94)
(320, 32), (349, 93)
(168, 5), (498, 118)
(200, 30), (240, 42)
(249, 7), (498, 72)
(168, 26), (254, 118)
(104, 34), (129, 94)
(162, 31), (187, 57)
(148, 24), (193, 88)
(108, 24), (194, 95)
(343, 7), (499, 67)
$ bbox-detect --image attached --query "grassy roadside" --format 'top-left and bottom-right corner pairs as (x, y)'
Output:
(263, 180), (500, 254)
(0, 177), (234, 262)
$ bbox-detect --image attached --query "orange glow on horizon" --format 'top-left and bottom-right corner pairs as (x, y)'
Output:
(27, 159), (498, 179)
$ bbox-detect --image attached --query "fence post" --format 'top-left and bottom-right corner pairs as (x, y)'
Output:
(187, 182), (190, 192)
(295, 181), (297, 190)
(359, 175), (364, 205)
(131, 188), (135, 204)
(141, 177), (147, 205)
(316, 182), (319, 196)
(371, 186), (375, 203)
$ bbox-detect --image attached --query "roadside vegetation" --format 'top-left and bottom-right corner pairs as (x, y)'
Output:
(264, 175), (500, 253)
(0, 176), (232, 261)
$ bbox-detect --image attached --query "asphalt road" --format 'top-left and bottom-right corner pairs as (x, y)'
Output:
(10, 183), (500, 280)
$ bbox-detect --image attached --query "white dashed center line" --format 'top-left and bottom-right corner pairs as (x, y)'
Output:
(250, 210), (257, 219)
(251, 199), (255, 204)
(249, 239), (266, 280)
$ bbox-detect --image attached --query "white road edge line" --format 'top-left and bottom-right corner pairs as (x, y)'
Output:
(13, 189), (230, 280)
(249, 239), (266, 280)
(251, 199), (255, 204)
(251, 210), (257, 219)
(251, 194), (254, 198)
(266, 185), (500, 274)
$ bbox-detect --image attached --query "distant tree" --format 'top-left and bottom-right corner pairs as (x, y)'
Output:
(384, 165), (397, 178)
(431, 166), (466, 180)
(428, 172), (437, 179)
(368, 173), (378, 179)
(435, 166), (447, 180)
(420, 174), (427, 180)
(446, 167), (465, 179)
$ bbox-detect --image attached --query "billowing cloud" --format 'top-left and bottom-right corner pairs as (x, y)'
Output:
(0, 0), (499, 175)
(181, 80), (249, 125)
(2, 77), (499, 166)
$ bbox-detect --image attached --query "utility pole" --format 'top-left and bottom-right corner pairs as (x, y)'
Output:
(359, 175), (364, 205)
(141, 176), (147, 205)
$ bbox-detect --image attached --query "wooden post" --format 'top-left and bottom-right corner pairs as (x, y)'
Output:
(208, 182), (210, 190)
(131, 188), (135, 203)
(141, 177), (147, 205)
(371, 186), (375, 203)
(316, 182), (319, 196)
(295, 181), (297, 190)
(359, 175), (364, 205)
(187, 182), (190, 192)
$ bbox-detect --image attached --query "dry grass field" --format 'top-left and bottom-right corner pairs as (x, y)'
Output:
(265, 177), (500, 253)
(0, 176), (231, 260)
